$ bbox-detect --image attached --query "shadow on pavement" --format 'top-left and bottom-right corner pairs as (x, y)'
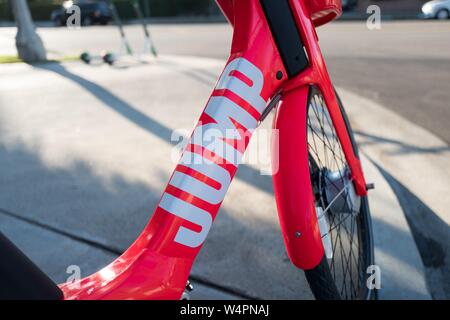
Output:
(32, 62), (273, 195)
(156, 59), (220, 87)
(0, 138), (432, 299)
(355, 130), (450, 155)
(0, 140), (290, 298)
(372, 161), (450, 299)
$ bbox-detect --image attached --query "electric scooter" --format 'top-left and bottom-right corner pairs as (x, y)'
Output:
(131, 0), (158, 58)
(80, 51), (115, 65)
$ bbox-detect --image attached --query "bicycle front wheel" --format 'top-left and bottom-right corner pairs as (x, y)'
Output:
(303, 87), (375, 300)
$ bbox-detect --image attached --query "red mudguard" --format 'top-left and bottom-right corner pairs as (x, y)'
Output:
(272, 86), (324, 270)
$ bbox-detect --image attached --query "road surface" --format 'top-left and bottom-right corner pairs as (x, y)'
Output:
(1, 20), (448, 144)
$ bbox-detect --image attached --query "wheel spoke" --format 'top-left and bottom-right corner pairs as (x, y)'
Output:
(307, 89), (370, 300)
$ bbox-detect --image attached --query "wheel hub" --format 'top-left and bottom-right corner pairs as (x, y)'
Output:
(322, 166), (361, 216)
(314, 166), (361, 260)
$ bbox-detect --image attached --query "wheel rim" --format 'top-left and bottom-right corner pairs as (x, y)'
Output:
(83, 17), (92, 26)
(307, 88), (369, 299)
(437, 10), (449, 19)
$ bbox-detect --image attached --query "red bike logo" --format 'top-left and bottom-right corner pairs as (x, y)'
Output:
(159, 57), (266, 248)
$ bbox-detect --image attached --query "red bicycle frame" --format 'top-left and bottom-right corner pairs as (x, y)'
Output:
(60, 0), (367, 300)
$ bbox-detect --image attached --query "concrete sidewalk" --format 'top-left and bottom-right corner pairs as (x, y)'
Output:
(0, 56), (431, 299)
(339, 88), (450, 299)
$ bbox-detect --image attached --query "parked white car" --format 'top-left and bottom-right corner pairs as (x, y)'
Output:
(422, 0), (450, 19)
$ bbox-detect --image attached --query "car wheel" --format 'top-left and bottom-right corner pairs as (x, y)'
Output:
(53, 18), (63, 27)
(82, 16), (92, 26)
(436, 9), (450, 20)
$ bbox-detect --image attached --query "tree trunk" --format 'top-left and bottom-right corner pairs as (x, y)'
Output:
(10, 0), (47, 62)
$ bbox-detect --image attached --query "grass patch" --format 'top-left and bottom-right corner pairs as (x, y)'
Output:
(51, 55), (80, 63)
(0, 55), (80, 64)
(0, 55), (23, 64)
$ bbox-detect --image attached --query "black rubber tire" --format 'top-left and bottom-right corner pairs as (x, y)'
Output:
(82, 16), (92, 26)
(52, 18), (64, 27)
(80, 52), (91, 64)
(103, 53), (115, 65)
(303, 87), (375, 300)
(436, 9), (450, 20)
(305, 197), (374, 300)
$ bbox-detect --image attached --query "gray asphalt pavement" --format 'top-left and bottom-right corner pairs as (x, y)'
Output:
(2, 21), (449, 144)
(320, 21), (450, 146)
(2, 20), (448, 143)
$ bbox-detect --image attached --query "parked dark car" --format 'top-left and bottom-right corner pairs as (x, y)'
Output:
(51, 0), (112, 26)
(342, 0), (358, 11)
(422, 0), (450, 19)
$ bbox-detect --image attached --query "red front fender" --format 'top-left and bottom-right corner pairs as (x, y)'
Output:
(272, 86), (324, 270)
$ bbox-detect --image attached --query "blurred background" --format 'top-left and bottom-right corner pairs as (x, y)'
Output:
(0, 0), (449, 300)
(0, 0), (442, 22)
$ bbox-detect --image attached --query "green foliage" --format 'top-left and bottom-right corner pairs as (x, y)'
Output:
(112, 0), (215, 19)
(0, 0), (63, 20)
(0, 54), (80, 64)
(142, 0), (214, 17)
(0, 1), (12, 20)
(0, 0), (217, 21)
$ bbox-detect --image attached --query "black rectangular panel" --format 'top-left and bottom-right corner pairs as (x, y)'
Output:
(0, 232), (63, 299)
(260, 0), (309, 77)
